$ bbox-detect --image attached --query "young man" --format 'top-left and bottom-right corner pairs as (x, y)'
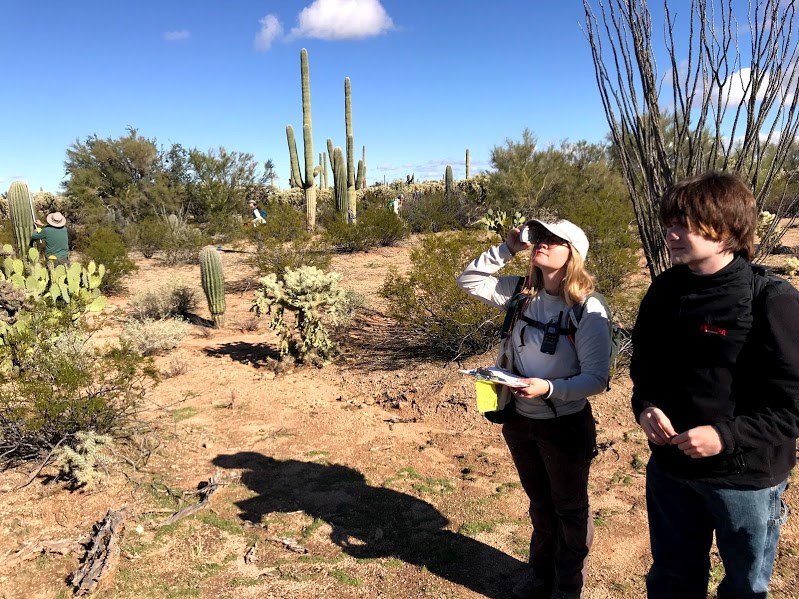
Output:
(630, 172), (799, 598)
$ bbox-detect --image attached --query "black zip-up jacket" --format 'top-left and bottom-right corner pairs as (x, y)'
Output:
(631, 256), (799, 487)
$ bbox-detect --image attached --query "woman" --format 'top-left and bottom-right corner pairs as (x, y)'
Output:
(456, 219), (610, 599)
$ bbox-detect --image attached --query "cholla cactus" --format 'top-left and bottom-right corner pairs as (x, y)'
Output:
(251, 266), (353, 362)
(54, 431), (114, 487)
(784, 256), (799, 276)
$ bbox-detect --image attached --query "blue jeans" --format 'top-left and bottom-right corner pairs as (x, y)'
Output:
(645, 457), (789, 599)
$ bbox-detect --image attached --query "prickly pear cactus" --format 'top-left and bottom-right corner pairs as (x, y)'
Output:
(199, 246), (226, 327)
(7, 181), (35, 260)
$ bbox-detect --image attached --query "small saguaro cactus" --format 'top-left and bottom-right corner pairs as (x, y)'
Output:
(357, 146), (366, 190)
(286, 48), (319, 231)
(7, 181), (35, 260)
(199, 246), (226, 327)
(445, 165), (454, 196)
(466, 149), (470, 180)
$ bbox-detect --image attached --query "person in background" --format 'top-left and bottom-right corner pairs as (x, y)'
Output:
(457, 219), (611, 599)
(32, 211), (69, 266)
(630, 171), (799, 598)
(248, 199), (267, 226)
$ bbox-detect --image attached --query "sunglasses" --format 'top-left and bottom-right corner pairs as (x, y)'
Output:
(531, 230), (568, 246)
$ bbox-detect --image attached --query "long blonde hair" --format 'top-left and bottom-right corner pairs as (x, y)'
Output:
(523, 244), (595, 306)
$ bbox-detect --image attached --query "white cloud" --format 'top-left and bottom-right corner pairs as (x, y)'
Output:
(289, 0), (394, 40)
(712, 67), (770, 105)
(164, 30), (191, 42)
(255, 15), (284, 51)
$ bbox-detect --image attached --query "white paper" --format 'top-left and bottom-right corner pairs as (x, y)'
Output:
(459, 367), (529, 388)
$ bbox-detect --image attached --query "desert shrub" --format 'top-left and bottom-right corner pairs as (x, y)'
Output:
(128, 216), (170, 258)
(249, 238), (332, 280)
(401, 189), (465, 233)
(251, 265), (358, 363)
(160, 215), (208, 265)
(121, 317), (192, 356)
(127, 282), (198, 321)
(254, 201), (309, 242)
(76, 225), (137, 293)
(0, 313), (158, 469)
(380, 230), (525, 359)
(323, 205), (409, 252)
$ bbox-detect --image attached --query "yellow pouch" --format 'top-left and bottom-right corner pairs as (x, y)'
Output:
(474, 380), (500, 413)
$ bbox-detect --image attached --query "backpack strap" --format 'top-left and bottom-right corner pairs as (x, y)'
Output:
(500, 276), (526, 339)
(750, 263), (773, 299)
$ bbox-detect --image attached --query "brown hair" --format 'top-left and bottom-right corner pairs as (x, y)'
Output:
(659, 171), (756, 260)
(523, 245), (595, 306)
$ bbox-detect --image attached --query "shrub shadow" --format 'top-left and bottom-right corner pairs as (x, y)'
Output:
(213, 452), (524, 598)
(204, 342), (280, 366)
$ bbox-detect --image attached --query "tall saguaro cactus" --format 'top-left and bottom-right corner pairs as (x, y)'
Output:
(465, 149), (470, 180)
(344, 77), (358, 221)
(199, 246), (226, 328)
(286, 48), (318, 231)
(7, 181), (35, 260)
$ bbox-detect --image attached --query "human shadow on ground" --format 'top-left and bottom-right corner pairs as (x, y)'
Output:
(203, 342), (280, 366)
(213, 452), (524, 598)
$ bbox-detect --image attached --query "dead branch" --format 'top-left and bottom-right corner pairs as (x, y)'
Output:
(3, 536), (88, 569)
(266, 536), (307, 554)
(69, 507), (128, 596)
(160, 470), (221, 527)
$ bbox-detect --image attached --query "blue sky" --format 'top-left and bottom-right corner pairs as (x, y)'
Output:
(2, 1), (622, 193)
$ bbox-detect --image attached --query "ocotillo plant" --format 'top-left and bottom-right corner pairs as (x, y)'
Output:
(7, 181), (35, 260)
(199, 246), (226, 327)
(286, 48), (319, 231)
(466, 149), (470, 179)
(445, 165), (454, 197)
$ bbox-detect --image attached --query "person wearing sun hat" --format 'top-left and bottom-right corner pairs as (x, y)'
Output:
(457, 218), (610, 599)
(32, 211), (70, 265)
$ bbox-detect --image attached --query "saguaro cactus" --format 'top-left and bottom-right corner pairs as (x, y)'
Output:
(445, 165), (454, 197)
(7, 181), (35, 260)
(199, 246), (226, 327)
(357, 146), (366, 190)
(466, 149), (470, 180)
(286, 48), (319, 231)
(345, 77), (358, 221)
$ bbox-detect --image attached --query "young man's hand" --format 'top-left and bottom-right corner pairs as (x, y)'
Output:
(639, 407), (677, 445)
(671, 426), (724, 458)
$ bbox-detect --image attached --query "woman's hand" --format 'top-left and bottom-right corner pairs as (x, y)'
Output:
(514, 377), (550, 399)
(506, 226), (532, 256)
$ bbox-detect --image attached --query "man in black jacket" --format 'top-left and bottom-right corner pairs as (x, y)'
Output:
(630, 172), (799, 599)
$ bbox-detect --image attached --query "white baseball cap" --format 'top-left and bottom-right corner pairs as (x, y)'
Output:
(527, 219), (589, 261)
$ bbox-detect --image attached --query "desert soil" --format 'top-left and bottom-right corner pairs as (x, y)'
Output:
(0, 232), (798, 599)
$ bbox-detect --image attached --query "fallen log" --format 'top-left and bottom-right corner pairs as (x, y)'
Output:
(2, 537), (88, 569)
(69, 506), (128, 596)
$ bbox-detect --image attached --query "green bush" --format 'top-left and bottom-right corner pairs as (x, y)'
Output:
(323, 205), (409, 252)
(76, 226), (137, 293)
(0, 311), (158, 471)
(253, 202), (310, 243)
(128, 217), (170, 258)
(248, 238), (332, 280)
(380, 231), (525, 359)
(401, 189), (465, 233)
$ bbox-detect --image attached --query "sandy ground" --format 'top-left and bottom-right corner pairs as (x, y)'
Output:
(0, 233), (798, 599)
